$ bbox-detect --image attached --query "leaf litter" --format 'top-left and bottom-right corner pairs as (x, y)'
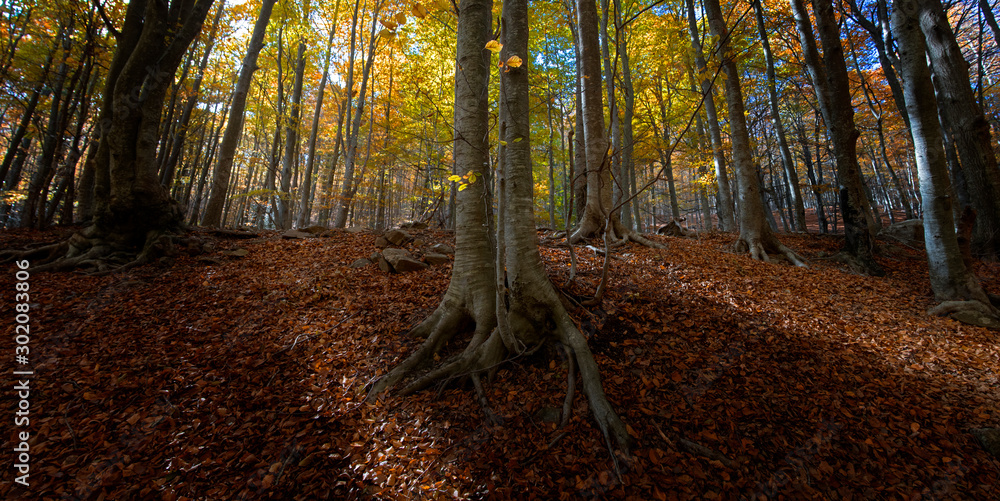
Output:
(1, 227), (997, 499)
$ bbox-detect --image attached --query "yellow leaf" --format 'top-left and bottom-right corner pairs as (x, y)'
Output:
(458, 183), (468, 191)
(395, 12), (407, 24)
(499, 140), (507, 146)
(411, 3), (429, 18)
(485, 40), (503, 53)
(380, 19), (398, 30)
(448, 174), (461, 182)
(434, 0), (451, 10)
(505, 55), (522, 68)
(378, 29), (396, 40)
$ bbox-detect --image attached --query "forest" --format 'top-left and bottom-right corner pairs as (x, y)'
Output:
(1, 0), (999, 498)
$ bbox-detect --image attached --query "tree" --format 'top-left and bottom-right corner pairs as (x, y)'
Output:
(7, 0), (216, 271)
(685, 0), (736, 232)
(203, 0), (277, 228)
(789, 0), (883, 275)
(368, 0), (631, 459)
(892, 0), (1000, 327)
(704, 0), (805, 265)
(753, 0), (806, 232)
(915, 0), (1000, 259)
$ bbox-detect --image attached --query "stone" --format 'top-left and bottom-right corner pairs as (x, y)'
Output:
(377, 255), (392, 273)
(423, 253), (451, 266)
(374, 236), (389, 249)
(221, 248), (249, 257)
(349, 258), (372, 269)
(430, 243), (454, 255)
(384, 229), (413, 246)
(382, 248), (428, 273)
(400, 221), (428, 229)
(301, 225), (328, 235)
(345, 226), (368, 233)
(282, 229), (313, 239)
(971, 428), (1000, 459)
(413, 238), (425, 247)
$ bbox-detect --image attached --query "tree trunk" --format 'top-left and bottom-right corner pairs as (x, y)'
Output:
(686, 0), (736, 232)
(160, 2), (225, 194)
(917, 0), (1000, 259)
(754, 0), (806, 232)
(705, 0), (805, 265)
(297, 18), (339, 228)
(277, 40), (306, 229)
(570, 0), (615, 241)
(202, 0), (276, 228)
(333, 2), (381, 228)
(790, 0), (882, 275)
(892, 0), (996, 319)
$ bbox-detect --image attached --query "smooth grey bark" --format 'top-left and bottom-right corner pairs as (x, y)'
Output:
(704, 0), (805, 265)
(917, 0), (1000, 259)
(570, 0), (614, 241)
(617, 0), (638, 232)
(754, 0), (806, 232)
(202, 0), (276, 227)
(653, 77), (680, 220)
(892, 0), (994, 310)
(790, 0), (882, 275)
(367, 0), (497, 397)
(686, 0), (735, 231)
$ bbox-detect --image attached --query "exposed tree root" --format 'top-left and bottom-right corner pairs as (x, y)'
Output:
(928, 300), (1000, 329)
(733, 233), (808, 267)
(1, 223), (207, 275)
(368, 300), (632, 463)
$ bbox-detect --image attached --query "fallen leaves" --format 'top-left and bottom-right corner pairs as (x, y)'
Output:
(0, 227), (997, 499)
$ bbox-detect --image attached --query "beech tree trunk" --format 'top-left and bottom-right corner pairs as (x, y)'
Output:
(705, 0), (805, 266)
(790, 0), (882, 275)
(892, 0), (994, 312)
(686, 0), (736, 231)
(916, 0), (1000, 259)
(202, 0), (276, 228)
(754, 0), (806, 232)
(571, 0), (614, 241)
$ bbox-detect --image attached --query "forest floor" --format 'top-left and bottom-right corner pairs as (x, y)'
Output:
(1, 224), (998, 500)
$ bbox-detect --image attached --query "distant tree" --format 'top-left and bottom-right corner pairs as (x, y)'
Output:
(704, 0), (806, 265)
(203, 0), (277, 228)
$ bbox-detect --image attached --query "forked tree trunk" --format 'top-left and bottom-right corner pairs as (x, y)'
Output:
(892, 0), (997, 325)
(790, 0), (882, 275)
(370, 0), (630, 458)
(704, 0), (805, 266)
